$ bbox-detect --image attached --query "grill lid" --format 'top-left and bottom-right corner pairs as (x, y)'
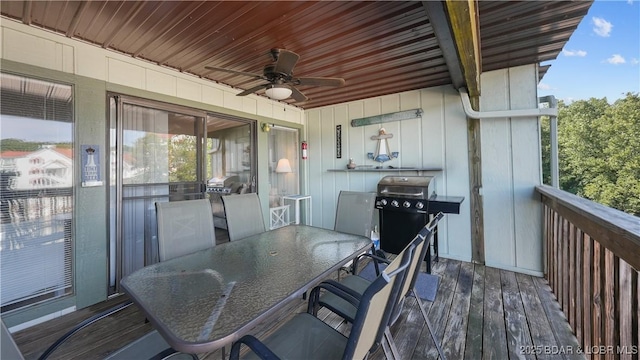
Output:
(377, 176), (435, 199)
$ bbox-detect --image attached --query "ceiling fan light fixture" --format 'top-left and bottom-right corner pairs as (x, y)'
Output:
(265, 85), (292, 100)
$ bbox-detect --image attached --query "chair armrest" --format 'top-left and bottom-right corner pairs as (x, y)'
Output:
(353, 252), (390, 276)
(230, 335), (280, 360)
(307, 280), (361, 315)
(38, 301), (133, 360)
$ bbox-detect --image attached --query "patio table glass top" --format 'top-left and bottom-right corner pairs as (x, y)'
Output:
(121, 225), (371, 354)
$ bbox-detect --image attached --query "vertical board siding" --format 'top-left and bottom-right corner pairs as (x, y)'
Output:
(442, 89), (472, 261)
(305, 85), (473, 262)
(543, 202), (640, 358)
(479, 69), (516, 268)
(320, 107), (337, 230)
(480, 65), (543, 274)
(509, 66), (543, 273)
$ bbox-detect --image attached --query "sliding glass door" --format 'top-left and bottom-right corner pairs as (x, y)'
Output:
(109, 95), (256, 292)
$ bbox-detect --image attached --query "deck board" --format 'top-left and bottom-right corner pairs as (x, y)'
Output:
(441, 261), (473, 359)
(463, 264), (485, 359)
(501, 270), (535, 360)
(482, 266), (509, 359)
(12, 259), (584, 360)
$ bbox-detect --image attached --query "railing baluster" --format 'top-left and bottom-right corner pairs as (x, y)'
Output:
(603, 250), (617, 360)
(583, 234), (593, 355)
(575, 228), (583, 347)
(562, 217), (570, 320)
(593, 241), (603, 356)
(569, 223), (576, 329)
(618, 259), (634, 360)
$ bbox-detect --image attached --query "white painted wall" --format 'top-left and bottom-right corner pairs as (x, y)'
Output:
(305, 86), (473, 262)
(0, 19), (304, 124)
(480, 65), (544, 276)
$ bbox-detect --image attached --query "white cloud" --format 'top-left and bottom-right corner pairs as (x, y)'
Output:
(631, 58), (639, 65)
(606, 54), (626, 64)
(538, 83), (554, 91)
(562, 49), (587, 57)
(592, 17), (613, 37)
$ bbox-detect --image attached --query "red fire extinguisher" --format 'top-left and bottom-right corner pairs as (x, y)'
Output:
(301, 141), (308, 160)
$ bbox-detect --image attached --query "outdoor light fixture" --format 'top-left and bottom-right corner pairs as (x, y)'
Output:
(265, 85), (292, 100)
(275, 158), (292, 173)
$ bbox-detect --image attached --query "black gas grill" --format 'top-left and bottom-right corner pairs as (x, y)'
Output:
(375, 176), (438, 272)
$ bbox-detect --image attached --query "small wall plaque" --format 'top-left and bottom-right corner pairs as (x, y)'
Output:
(81, 145), (103, 187)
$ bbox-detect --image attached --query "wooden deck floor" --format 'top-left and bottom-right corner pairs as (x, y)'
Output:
(12, 258), (584, 360)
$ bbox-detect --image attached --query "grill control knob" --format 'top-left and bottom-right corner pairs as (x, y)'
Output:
(391, 200), (399, 207)
(415, 202), (424, 210)
(380, 199), (387, 206)
(403, 201), (411, 208)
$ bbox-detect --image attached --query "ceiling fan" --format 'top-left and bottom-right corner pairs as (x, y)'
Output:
(205, 48), (345, 102)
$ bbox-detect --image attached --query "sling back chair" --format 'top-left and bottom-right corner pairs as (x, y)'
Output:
(229, 242), (415, 360)
(309, 212), (446, 359)
(156, 199), (216, 261)
(334, 191), (377, 276)
(222, 193), (266, 241)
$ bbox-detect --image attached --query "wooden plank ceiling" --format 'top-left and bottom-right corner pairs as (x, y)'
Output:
(0, 1), (592, 109)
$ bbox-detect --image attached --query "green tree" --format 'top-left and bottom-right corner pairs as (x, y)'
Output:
(583, 94), (640, 215)
(557, 98), (609, 195)
(555, 94), (640, 216)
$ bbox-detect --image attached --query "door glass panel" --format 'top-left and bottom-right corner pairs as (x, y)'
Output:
(206, 115), (256, 230)
(267, 127), (299, 228)
(112, 99), (205, 286)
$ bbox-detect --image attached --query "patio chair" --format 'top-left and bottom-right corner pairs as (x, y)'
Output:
(334, 191), (377, 276)
(229, 241), (415, 360)
(334, 190), (376, 238)
(156, 199), (216, 261)
(309, 212), (446, 360)
(222, 193), (266, 241)
(2, 301), (197, 360)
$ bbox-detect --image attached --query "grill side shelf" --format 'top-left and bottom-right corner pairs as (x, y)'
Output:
(429, 196), (465, 214)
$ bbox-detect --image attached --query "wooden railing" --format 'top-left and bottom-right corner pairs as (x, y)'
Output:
(537, 185), (639, 359)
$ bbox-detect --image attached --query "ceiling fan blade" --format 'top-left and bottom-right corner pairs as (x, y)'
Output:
(272, 49), (300, 75)
(289, 86), (308, 102)
(237, 83), (270, 96)
(205, 66), (264, 80)
(294, 77), (345, 87)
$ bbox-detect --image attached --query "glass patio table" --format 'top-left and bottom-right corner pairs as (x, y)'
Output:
(121, 225), (371, 354)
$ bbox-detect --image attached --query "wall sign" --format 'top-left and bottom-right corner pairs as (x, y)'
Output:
(336, 125), (342, 159)
(81, 145), (103, 187)
(351, 108), (423, 127)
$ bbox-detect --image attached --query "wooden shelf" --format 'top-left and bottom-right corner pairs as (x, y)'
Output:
(327, 168), (442, 173)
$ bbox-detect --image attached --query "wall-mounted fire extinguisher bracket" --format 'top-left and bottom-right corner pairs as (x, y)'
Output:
(301, 141), (308, 160)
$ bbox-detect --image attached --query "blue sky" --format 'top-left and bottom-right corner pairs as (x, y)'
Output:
(538, 0), (640, 103)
